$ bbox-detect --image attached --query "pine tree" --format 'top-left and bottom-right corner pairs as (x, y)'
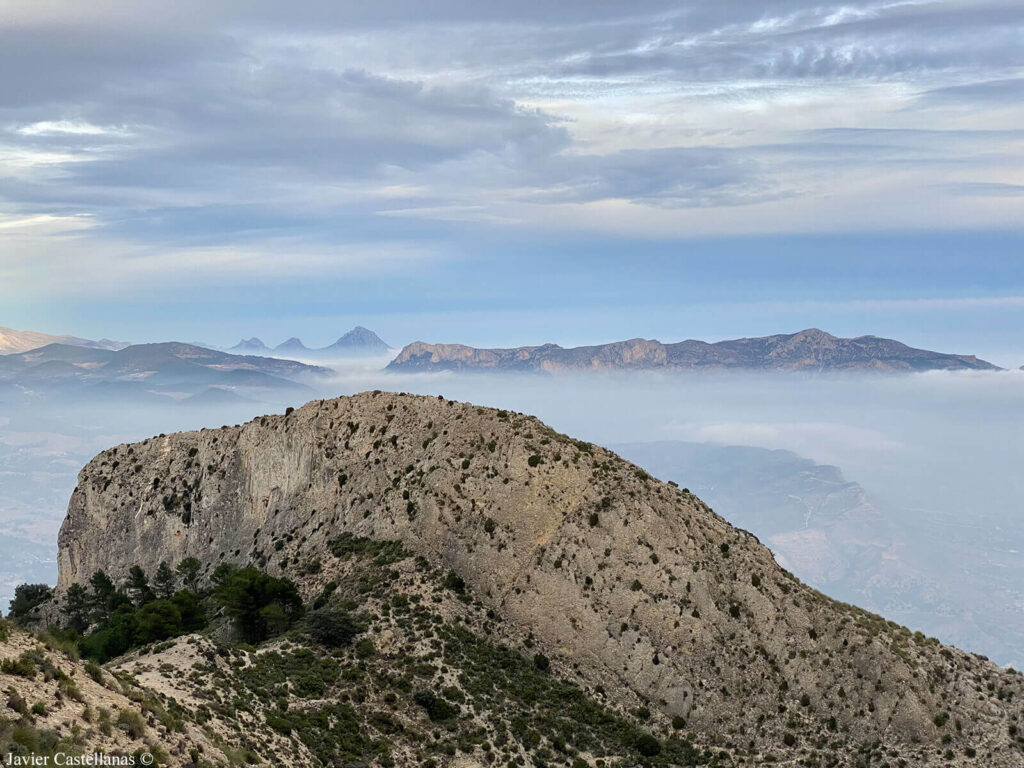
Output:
(8, 583), (52, 621)
(89, 570), (117, 622)
(63, 583), (90, 632)
(126, 565), (154, 606)
(175, 557), (202, 594)
(153, 561), (177, 599)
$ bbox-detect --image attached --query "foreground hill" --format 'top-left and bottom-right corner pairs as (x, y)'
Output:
(386, 328), (999, 373)
(51, 393), (1024, 766)
(0, 621), (225, 764)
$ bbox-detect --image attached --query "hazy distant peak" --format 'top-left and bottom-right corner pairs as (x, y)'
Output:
(274, 337), (308, 352)
(319, 326), (390, 356)
(228, 337), (269, 353)
(330, 326), (389, 348)
(0, 325), (129, 354)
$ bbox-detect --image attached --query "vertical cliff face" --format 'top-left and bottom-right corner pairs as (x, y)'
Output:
(56, 392), (1024, 763)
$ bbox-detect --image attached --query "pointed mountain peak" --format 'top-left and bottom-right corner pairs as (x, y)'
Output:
(323, 326), (390, 355)
(274, 337), (308, 351)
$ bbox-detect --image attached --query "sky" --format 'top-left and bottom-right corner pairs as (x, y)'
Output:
(1, 0), (1023, 364)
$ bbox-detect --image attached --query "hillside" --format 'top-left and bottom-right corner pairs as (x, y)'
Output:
(43, 392), (1024, 766)
(613, 441), (1024, 668)
(386, 329), (1000, 373)
(0, 620), (225, 764)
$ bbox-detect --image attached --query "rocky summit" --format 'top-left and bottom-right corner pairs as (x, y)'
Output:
(31, 392), (1024, 766)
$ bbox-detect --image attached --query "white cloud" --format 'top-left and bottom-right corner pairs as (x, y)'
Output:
(15, 120), (131, 137)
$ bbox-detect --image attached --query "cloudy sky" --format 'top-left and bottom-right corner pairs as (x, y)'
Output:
(2, 0), (1023, 362)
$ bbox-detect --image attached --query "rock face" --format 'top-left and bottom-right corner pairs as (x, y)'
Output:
(386, 328), (1001, 373)
(56, 392), (1024, 764)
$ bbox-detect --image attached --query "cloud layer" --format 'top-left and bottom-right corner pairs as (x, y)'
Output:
(0, 1), (1022, 343)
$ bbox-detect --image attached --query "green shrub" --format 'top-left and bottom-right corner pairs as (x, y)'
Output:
(58, 676), (84, 702)
(355, 638), (376, 659)
(634, 733), (661, 757)
(1, 652), (37, 678)
(116, 709), (146, 739)
(413, 690), (458, 722)
(442, 571), (466, 594)
(327, 533), (407, 564)
(306, 609), (366, 648)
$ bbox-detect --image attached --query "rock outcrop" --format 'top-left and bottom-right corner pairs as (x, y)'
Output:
(55, 392), (1024, 765)
(386, 328), (1001, 373)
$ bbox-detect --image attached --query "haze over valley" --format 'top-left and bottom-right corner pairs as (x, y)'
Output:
(2, 329), (1021, 667)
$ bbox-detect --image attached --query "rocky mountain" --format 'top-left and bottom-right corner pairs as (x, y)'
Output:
(0, 326), (128, 355)
(0, 342), (328, 404)
(321, 326), (390, 356)
(387, 329), (1000, 373)
(228, 337), (271, 354)
(45, 392), (1024, 766)
(274, 337), (310, 355)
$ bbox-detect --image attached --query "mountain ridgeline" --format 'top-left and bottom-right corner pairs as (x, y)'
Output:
(47, 392), (1024, 766)
(386, 328), (1000, 373)
(229, 326), (390, 358)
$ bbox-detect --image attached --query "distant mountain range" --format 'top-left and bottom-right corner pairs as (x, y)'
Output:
(0, 325), (129, 354)
(0, 342), (328, 405)
(229, 326), (390, 358)
(387, 328), (1001, 373)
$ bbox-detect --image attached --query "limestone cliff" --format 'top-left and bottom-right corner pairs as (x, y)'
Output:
(56, 392), (1024, 765)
